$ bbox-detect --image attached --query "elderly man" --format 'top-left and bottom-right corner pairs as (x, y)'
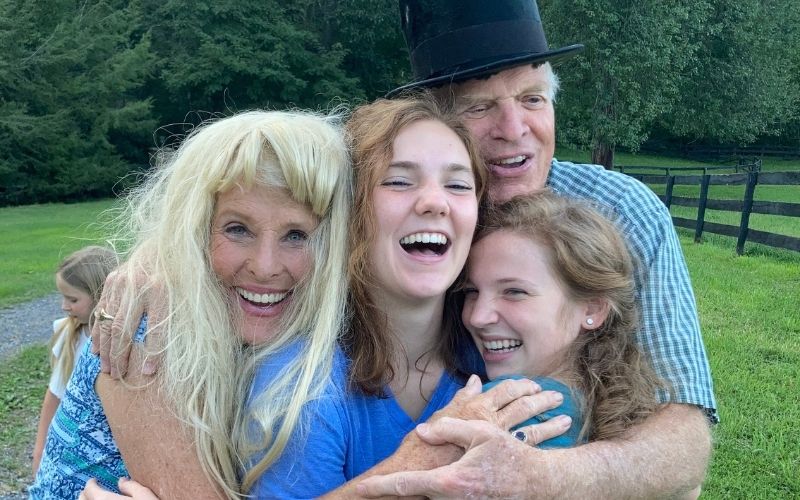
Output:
(356, 0), (716, 498)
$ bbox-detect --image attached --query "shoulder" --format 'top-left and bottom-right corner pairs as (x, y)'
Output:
(251, 342), (348, 397)
(548, 159), (665, 214)
(51, 318), (70, 355)
(548, 159), (673, 253)
(53, 317), (70, 332)
(531, 376), (584, 448)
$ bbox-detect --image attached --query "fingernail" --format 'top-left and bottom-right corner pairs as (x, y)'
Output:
(467, 374), (480, 388)
(552, 391), (564, 403)
(143, 361), (156, 375)
(416, 423), (430, 436)
(556, 415), (572, 427)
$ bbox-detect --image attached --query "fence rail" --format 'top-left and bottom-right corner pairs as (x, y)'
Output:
(615, 161), (800, 254)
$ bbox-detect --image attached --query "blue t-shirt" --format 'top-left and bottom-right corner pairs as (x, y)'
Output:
(248, 343), (464, 499)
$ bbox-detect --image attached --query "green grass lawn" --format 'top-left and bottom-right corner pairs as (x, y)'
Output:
(679, 230), (800, 498)
(1, 183), (799, 495)
(0, 199), (118, 307)
(0, 346), (49, 494)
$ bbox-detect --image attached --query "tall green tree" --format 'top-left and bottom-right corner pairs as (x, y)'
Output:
(309, 0), (409, 99)
(542, 0), (706, 168)
(659, 0), (800, 146)
(0, 0), (155, 205)
(133, 0), (361, 131)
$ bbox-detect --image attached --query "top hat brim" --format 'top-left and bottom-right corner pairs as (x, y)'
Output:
(387, 44), (584, 98)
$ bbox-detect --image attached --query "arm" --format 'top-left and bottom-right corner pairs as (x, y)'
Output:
(358, 403), (711, 499)
(96, 347), (223, 500)
(320, 376), (568, 499)
(32, 389), (61, 476)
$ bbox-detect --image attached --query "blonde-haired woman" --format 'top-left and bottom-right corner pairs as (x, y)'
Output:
(31, 109), (351, 499)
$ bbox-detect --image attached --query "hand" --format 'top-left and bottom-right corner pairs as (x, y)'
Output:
(79, 478), (160, 500)
(91, 263), (164, 378)
(430, 374), (567, 435)
(357, 418), (554, 499)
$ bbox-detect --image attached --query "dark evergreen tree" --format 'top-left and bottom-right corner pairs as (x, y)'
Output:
(0, 0), (155, 205)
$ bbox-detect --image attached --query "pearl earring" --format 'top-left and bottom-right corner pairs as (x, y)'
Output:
(586, 318), (594, 326)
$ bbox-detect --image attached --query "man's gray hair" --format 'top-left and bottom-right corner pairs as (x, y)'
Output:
(542, 62), (560, 102)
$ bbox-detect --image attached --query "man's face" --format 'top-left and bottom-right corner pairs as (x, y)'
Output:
(452, 64), (556, 202)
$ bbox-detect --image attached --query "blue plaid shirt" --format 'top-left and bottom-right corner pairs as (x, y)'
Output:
(548, 159), (718, 423)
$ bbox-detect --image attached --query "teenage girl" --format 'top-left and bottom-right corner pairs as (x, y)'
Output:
(32, 245), (117, 475)
(463, 191), (667, 446)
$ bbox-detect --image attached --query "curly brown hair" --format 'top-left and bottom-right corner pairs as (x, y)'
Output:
(473, 191), (669, 441)
(344, 93), (487, 395)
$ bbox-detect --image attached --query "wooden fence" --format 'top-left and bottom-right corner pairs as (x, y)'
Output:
(616, 161), (800, 255)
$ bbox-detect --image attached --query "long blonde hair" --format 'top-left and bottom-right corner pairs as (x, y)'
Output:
(114, 110), (351, 497)
(50, 245), (117, 384)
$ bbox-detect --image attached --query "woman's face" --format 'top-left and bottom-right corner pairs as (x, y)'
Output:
(56, 274), (94, 325)
(462, 230), (587, 379)
(368, 119), (478, 304)
(210, 184), (318, 345)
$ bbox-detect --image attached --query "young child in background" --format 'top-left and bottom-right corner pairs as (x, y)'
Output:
(463, 191), (668, 447)
(32, 245), (117, 475)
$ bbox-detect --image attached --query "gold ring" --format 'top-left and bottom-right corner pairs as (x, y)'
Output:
(94, 308), (114, 322)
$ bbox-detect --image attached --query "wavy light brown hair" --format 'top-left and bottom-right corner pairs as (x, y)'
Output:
(473, 191), (668, 441)
(344, 93), (487, 395)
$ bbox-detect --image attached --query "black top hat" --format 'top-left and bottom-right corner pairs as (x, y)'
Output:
(388, 0), (584, 97)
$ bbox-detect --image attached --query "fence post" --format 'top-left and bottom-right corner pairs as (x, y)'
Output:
(694, 174), (711, 243)
(736, 160), (761, 255)
(665, 174), (675, 208)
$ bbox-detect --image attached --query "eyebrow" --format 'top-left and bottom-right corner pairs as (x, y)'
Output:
(456, 84), (550, 106)
(388, 161), (473, 174)
(214, 207), (317, 227)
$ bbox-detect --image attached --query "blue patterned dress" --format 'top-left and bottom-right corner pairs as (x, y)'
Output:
(28, 320), (148, 498)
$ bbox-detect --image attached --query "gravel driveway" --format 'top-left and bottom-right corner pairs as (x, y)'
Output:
(0, 293), (64, 361)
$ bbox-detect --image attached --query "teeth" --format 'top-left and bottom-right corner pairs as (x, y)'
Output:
(497, 155), (526, 165)
(483, 339), (523, 351)
(236, 287), (287, 305)
(400, 232), (448, 245)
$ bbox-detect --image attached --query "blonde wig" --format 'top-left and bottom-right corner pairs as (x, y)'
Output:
(471, 191), (666, 441)
(114, 110), (351, 497)
(345, 93), (487, 395)
(50, 245), (118, 385)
